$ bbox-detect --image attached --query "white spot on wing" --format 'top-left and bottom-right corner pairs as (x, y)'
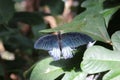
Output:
(87, 41), (96, 48)
(48, 47), (61, 60)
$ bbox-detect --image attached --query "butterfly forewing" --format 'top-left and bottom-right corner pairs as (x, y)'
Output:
(62, 32), (93, 48)
(34, 34), (58, 50)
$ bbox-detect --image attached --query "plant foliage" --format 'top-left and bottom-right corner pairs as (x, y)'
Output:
(0, 0), (120, 80)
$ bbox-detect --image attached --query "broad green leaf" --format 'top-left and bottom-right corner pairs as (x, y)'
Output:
(30, 58), (64, 80)
(24, 63), (37, 79)
(81, 0), (104, 11)
(76, 13), (110, 43)
(62, 71), (87, 80)
(81, 0), (120, 27)
(30, 56), (82, 80)
(40, 13), (110, 43)
(101, 6), (120, 27)
(103, 69), (120, 80)
(39, 20), (82, 33)
(40, 0), (111, 43)
(111, 31), (120, 51)
(74, 0), (104, 20)
(81, 46), (120, 73)
(0, 0), (15, 23)
(11, 12), (43, 25)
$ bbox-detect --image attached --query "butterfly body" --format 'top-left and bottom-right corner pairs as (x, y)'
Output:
(34, 32), (93, 60)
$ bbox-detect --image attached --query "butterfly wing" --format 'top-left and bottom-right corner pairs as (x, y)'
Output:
(34, 34), (58, 50)
(62, 32), (94, 48)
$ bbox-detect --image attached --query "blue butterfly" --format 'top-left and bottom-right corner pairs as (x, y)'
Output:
(34, 32), (94, 60)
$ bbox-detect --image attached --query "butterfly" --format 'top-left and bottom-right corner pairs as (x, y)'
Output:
(34, 32), (94, 60)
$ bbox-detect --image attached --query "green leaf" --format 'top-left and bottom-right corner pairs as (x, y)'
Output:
(8, 34), (33, 49)
(30, 58), (64, 80)
(40, 0), (64, 15)
(13, 0), (23, 2)
(81, 0), (104, 11)
(39, 20), (82, 33)
(24, 63), (37, 79)
(0, 27), (17, 38)
(81, 46), (120, 74)
(74, 0), (104, 21)
(75, 13), (110, 43)
(0, 16), (3, 24)
(81, 0), (120, 27)
(0, 0), (15, 24)
(103, 69), (120, 80)
(11, 12), (43, 25)
(62, 71), (87, 80)
(29, 50), (93, 80)
(40, 0), (111, 43)
(40, 13), (110, 43)
(101, 6), (120, 27)
(32, 24), (47, 37)
(49, 0), (64, 15)
(111, 31), (120, 51)
(0, 64), (4, 76)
